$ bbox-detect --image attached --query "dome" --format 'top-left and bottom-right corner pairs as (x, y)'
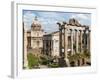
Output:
(31, 16), (41, 30)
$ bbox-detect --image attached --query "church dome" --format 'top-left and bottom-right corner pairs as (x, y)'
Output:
(31, 16), (41, 30)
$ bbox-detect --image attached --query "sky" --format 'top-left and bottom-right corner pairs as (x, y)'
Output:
(23, 10), (91, 33)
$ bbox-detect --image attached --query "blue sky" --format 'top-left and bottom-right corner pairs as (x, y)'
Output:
(23, 10), (91, 33)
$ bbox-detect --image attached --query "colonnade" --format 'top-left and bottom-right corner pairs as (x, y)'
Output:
(57, 22), (91, 58)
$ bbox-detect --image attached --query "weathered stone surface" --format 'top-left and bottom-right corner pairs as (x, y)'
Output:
(69, 18), (81, 26)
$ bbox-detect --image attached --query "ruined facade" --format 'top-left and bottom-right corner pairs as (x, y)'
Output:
(43, 18), (90, 57)
(23, 18), (91, 68)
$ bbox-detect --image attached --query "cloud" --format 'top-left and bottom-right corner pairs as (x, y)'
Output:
(23, 11), (37, 30)
(71, 14), (89, 20)
(38, 17), (58, 33)
(23, 11), (63, 32)
(70, 13), (91, 25)
(23, 10), (91, 32)
(37, 11), (65, 20)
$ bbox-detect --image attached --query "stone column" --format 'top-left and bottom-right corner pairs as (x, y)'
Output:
(57, 22), (70, 66)
(73, 30), (76, 54)
(84, 28), (89, 51)
(88, 30), (91, 52)
(76, 30), (79, 53)
(71, 29), (74, 55)
(57, 22), (63, 57)
(64, 25), (70, 67)
(80, 30), (83, 53)
(86, 30), (90, 51)
(60, 28), (62, 57)
(83, 30), (86, 51)
(86, 30), (88, 50)
(64, 27), (68, 58)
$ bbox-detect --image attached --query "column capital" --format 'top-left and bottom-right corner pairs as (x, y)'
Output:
(69, 29), (73, 31)
(75, 29), (79, 32)
(79, 30), (84, 33)
(89, 30), (91, 32)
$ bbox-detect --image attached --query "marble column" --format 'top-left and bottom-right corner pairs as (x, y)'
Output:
(59, 28), (62, 57)
(80, 30), (83, 53)
(64, 26), (70, 67)
(57, 22), (64, 57)
(88, 30), (91, 52)
(87, 30), (90, 51)
(76, 30), (79, 53)
(71, 29), (74, 55)
(84, 28), (89, 51)
(83, 29), (89, 52)
(64, 27), (68, 58)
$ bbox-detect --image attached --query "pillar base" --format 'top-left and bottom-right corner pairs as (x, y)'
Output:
(64, 58), (70, 67)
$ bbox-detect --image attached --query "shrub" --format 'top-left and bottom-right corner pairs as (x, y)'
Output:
(27, 53), (39, 69)
(40, 55), (53, 65)
(68, 53), (80, 62)
(48, 63), (59, 68)
(68, 50), (91, 66)
(70, 61), (76, 67)
(40, 55), (49, 65)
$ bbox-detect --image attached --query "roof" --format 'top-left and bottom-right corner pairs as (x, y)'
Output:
(44, 31), (59, 36)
